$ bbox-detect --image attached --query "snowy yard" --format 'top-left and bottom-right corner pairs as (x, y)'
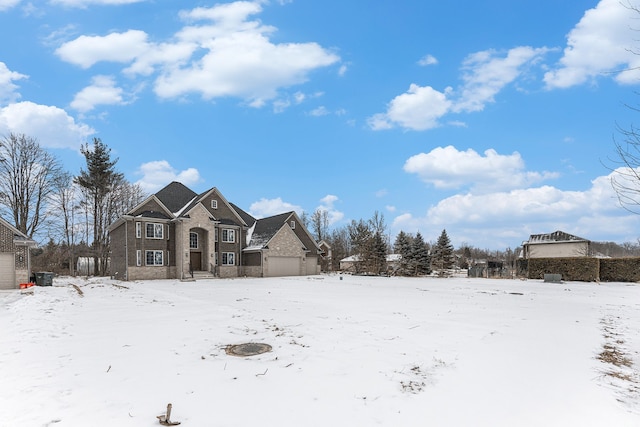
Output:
(1, 275), (639, 427)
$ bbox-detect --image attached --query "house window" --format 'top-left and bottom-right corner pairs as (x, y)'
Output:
(135, 222), (141, 238)
(212, 199), (218, 209)
(136, 250), (141, 266)
(146, 223), (163, 239)
(215, 228), (218, 242)
(190, 232), (198, 249)
(222, 229), (235, 243)
(222, 252), (235, 265)
(146, 250), (164, 266)
(291, 220), (295, 229)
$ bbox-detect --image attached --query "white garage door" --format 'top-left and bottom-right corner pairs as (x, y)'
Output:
(0, 253), (15, 290)
(267, 257), (301, 277)
(306, 256), (318, 275)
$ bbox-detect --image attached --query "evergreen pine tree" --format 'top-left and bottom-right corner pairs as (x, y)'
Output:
(432, 229), (454, 273)
(74, 138), (123, 275)
(393, 231), (413, 276)
(410, 231), (431, 276)
(370, 231), (388, 275)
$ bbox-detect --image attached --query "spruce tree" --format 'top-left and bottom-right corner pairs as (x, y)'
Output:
(370, 231), (388, 275)
(410, 231), (431, 276)
(393, 231), (413, 276)
(432, 229), (454, 273)
(75, 138), (123, 275)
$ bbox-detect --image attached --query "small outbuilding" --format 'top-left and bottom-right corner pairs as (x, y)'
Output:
(0, 216), (37, 290)
(521, 230), (590, 259)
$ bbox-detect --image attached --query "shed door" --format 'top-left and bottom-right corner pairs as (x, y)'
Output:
(0, 253), (15, 290)
(267, 257), (300, 277)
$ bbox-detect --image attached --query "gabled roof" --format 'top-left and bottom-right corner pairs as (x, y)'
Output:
(155, 181), (198, 214)
(247, 212), (294, 249)
(526, 230), (589, 244)
(230, 202), (256, 227)
(0, 216), (36, 246)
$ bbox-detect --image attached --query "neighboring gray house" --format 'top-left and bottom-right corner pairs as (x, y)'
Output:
(108, 181), (322, 281)
(0, 216), (36, 289)
(522, 230), (590, 259)
(339, 254), (401, 273)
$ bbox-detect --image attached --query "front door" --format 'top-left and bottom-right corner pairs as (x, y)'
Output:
(191, 252), (202, 271)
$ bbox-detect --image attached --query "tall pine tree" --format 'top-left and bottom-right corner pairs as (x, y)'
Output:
(393, 231), (413, 276)
(432, 229), (454, 273)
(75, 138), (123, 275)
(409, 231), (431, 276)
(369, 231), (388, 275)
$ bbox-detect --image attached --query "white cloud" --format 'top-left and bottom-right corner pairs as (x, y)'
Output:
(309, 106), (329, 116)
(55, 30), (150, 69)
(55, 1), (340, 107)
(249, 197), (303, 218)
(0, 101), (94, 149)
(134, 160), (201, 193)
(392, 169), (640, 248)
(369, 47), (549, 131)
(316, 194), (344, 225)
(70, 75), (126, 112)
(51, 0), (146, 6)
(454, 46), (550, 113)
(0, 0), (20, 12)
(0, 62), (27, 104)
(418, 54), (438, 66)
(404, 145), (558, 192)
(545, 0), (640, 88)
(156, 1), (339, 104)
(368, 84), (452, 131)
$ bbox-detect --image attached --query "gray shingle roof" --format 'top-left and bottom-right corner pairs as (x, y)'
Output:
(230, 202), (256, 226)
(155, 181), (197, 214)
(247, 212), (296, 249)
(527, 230), (588, 243)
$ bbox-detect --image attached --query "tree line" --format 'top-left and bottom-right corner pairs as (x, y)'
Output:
(7, 132), (640, 277)
(304, 209), (456, 276)
(0, 133), (145, 276)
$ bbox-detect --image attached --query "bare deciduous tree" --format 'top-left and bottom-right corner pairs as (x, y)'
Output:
(0, 133), (61, 238)
(609, 122), (640, 213)
(311, 208), (329, 241)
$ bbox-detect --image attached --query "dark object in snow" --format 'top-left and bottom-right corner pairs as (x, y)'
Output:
(157, 403), (180, 425)
(544, 273), (562, 283)
(225, 343), (272, 357)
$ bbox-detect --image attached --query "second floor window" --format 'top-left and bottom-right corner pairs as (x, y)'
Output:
(190, 232), (198, 249)
(222, 229), (235, 243)
(146, 223), (163, 239)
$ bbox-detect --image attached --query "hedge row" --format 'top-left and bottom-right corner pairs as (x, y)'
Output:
(522, 257), (640, 282)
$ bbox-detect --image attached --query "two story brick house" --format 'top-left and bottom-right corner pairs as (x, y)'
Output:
(108, 181), (322, 281)
(0, 216), (36, 290)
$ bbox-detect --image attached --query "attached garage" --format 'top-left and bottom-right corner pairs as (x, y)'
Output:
(305, 256), (318, 275)
(0, 253), (15, 290)
(266, 256), (301, 277)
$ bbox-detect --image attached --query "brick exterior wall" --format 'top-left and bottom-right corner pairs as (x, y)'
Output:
(262, 226), (306, 277)
(0, 221), (32, 288)
(110, 223), (126, 280)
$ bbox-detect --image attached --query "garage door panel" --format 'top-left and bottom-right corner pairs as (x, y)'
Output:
(306, 257), (317, 275)
(0, 253), (15, 290)
(268, 256), (300, 277)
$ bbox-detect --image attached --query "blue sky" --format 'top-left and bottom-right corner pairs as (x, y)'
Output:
(2, 0), (640, 250)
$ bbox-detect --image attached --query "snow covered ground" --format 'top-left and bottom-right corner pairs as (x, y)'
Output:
(1, 274), (639, 427)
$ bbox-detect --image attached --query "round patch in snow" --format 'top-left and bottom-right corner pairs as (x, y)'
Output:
(225, 343), (272, 357)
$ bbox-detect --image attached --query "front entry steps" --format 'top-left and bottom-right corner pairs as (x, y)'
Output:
(182, 271), (215, 281)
